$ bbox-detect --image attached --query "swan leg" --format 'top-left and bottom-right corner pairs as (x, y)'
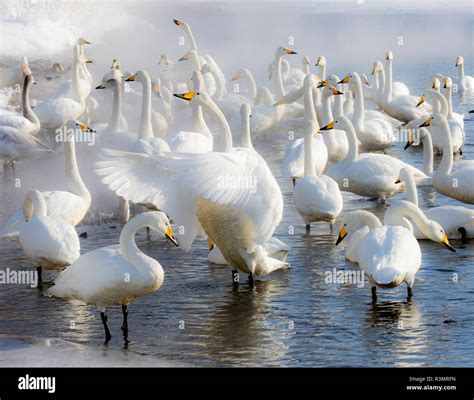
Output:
(306, 224), (310, 233)
(407, 286), (413, 298)
(458, 227), (467, 245)
(371, 286), (377, 301)
(232, 270), (239, 284)
(121, 305), (129, 344)
(100, 312), (112, 344)
(146, 226), (151, 240)
(292, 178), (296, 187)
(329, 222), (334, 233)
(248, 274), (254, 286)
(10, 160), (16, 175)
(36, 266), (42, 285)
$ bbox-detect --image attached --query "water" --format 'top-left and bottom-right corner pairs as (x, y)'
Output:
(0, 2), (473, 367)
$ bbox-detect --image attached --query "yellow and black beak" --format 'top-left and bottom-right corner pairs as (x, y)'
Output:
(125, 73), (136, 82)
(207, 239), (215, 251)
(174, 90), (196, 101)
(76, 122), (95, 133)
(284, 48), (297, 55)
(166, 225), (179, 246)
(173, 19), (184, 26)
(95, 82), (106, 90)
(404, 138), (414, 150)
(331, 86), (343, 95)
(395, 178), (401, 184)
(416, 96), (425, 108)
(320, 121), (335, 131)
(363, 76), (370, 86)
(178, 52), (189, 62)
(441, 232), (456, 252)
(432, 82), (437, 89)
(338, 75), (350, 84)
(443, 80), (448, 89)
(335, 226), (347, 246)
(111, 59), (119, 69)
(418, 117), (432, 128)
(231, 72), (241, 81)
(84, 57), (93, 64)
(315, 57), (321, 66)
(317, 79), (329, 88)
(371, 65), (380, 75)
(83, 39), (91, 45)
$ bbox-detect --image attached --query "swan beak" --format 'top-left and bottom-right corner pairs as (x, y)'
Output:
(207, 239), (215, 251)
(111, 59), (119, 69)
(83, 39), (91, 45)
(319, 121), (335, 131)
(331, 86), (343, 95)
(404, 138), (414, 150)
(77, 122), (95, 133)
(317, 79), (329, 88)
(335, 227), (347, 246)
(443, 80), (448, 89)
(125, 73), (136, 82)
(284, 48), (297, 55)
(338, 76), (350, 84)
(363, 76), (370, 86)
(416, 96), (425, 108)
(231, 72), (241, 81)
(95, 83), (106, 90)
(315, 58), (320, 66)
(84, 58), (93, 64)
(173, 19), (184, 26)
(174, 90), (196, 101)
(395, 178), (401, 184)
(441, 233), (456, 252)
(166, 226), (179, 246)
(178, 52), (189, 62)
(418, 117), (432, 128)
(371, 65), (380, 75)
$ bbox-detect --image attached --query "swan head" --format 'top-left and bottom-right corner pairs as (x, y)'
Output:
(371, 61), (383, 75)
(173, 18), (188, 29)
(322, 85), (343, 98)
(455, 56), (464, 67)
(77, 37), (91, 46)
(431, 78), (441, 91)
(419, 113), (445, 128)
(277, 47), (297, 57)
(319, 116), (350, 131)
(146, 211), (179, 246)
(62, 120), (95, 137)
(443, 77), (453, 89)
(231, 70), (242, 81)
(315, 56), (326, 67)
(385, 50), (393, 61)
(173, 90), (210, 106)
(125, 70), (150, 85)
(178, 51), (190, 62)
(361, 74), (370, 86)
(424, 220), (456, 252)
(23, 190), (44, 222)
(338, 72), (359, 85)
(335, 211), (381, 246)
(95, 77), (119, 91)
(111, 59), (120, 70)
(302, 56), (310, 66)
(416, 95), (425, 108)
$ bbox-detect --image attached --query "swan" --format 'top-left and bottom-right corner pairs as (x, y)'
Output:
(443, 77), (464, 128)
(96, 90), (289, 283)
(19, 190), (80, 282)
(293, 120), (343, 232)
(339, 72), (394, 151)
(231, 68), (258, 102)
(34, 45), (86, 129)
(57, 44), (92, 100)
(0, 120), (92, 241)
(281, 74), (328, 184)
(402, 122), (433, 184)
(420, 114), (474, 204)
(360, 73), (375, 101)
(394, 167), (474, 240)
(0, 56), (28, 89)
(416, 87), (463, 153)
(0, 71), (40, 136)
(230, 47), (298, 136)
(372, 61), (427, 123)
(178, 50), (216, 97)
(46, 211), (178, 343)
(320, 116), (427, 200)
(383, 50), (410, 97)
(336, 206), (455, 299)
(455, 56), (474, 92)
(169, 71), (213, 153)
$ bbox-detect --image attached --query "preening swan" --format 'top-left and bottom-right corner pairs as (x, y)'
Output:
(336, 206), (455, 299)
(320, 116), (426, 200)
(19, 190), (80, 282)
(46, 211), (179, 344)
(293, 120), (342, 231)
(455, 56), (474, 92)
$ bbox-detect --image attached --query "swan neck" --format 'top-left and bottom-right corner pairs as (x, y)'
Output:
(420, 129), (433, 175)
(240, 113), (253, 150)
(184, 24), (198, 53)
(205, 97), (232, 152)
(242, 69), (257, 100)
(274, 55), (286, 99)
(321, 94), (333, 125)
(110, 83), (124, 133)
(334, 86), (344, 117)
(71, 57), (82, 101)
(22, 76), (39, 126)
(341, 119), (358, 164)
(304, 79), (317, 123)
(304, 127), (316, 177)
(138, 75), (153, 139)
(352, 78), (365, 126)
(192, 103), (211, 140)
(435, 119), (453, 177)
(384, 60), (393, 102)
(32, 193), (47, 218)
(64, 136), (91, 201)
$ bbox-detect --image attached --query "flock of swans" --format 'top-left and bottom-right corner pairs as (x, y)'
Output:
(0, 18), (473, 343)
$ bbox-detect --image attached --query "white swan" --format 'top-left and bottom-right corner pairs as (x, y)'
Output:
(339, 72), (395, 151)
(0, 120), (91, 241)
(0, 56), (28, 89)
(178, 49), (216, 98)
(293, 120), (343, 231)
(402, 122), (433, 185)
(372, 61), (427, 123)
(336, 206), (454, 299)
(383, 50), (410, 97)
(19, 190), (80, 281)
(0, 71), (40, 136)
(443, 77), (464, 128)
(420, 114), (474, 204)
(281, 74), (328, 184)
(320, 116), (427, 200)
(455, 56), (474, 92)
(34, 45), (86, 129)
(394, 167), (474, 240)
(96, 90), (288, 282)
(46, 211), (178, 343)
(57, 44), (92, 100)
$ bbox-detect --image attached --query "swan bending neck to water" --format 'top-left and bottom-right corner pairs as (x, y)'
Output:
(47, 211), (178, 344)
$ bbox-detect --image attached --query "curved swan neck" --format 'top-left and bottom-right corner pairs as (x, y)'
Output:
(240, 112), (253, 150)
(444, 85), (455, 118)
(304, 123), (316, 177)
(30, 192), (47, 218)
(430, 91), (448, 117)
(192, 102), (211, 139)
(274, 53), (286, 99)
(210, 68), (225, 100)
(420, 129), (433, 175)
(22, 75), (39, 126)
(119, 215), (164, 281)
(109, 81), (125, 133)
(321, 93), (334, 125)
(435, 118), (453, 177)
(334, 85), (344, 118)
(241, 69), (257, 100)
(380, 66), (389, 104)
(401, 171), (419, 206)
(204, 97), (232, 152)
(340, 118), (358, 164)
(183, 23), (198, 53)
(351, 75), (365, 128)
(64, 134), (91, 201)
(138, 73), (153, 139)
(386, 201), (434, 236)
